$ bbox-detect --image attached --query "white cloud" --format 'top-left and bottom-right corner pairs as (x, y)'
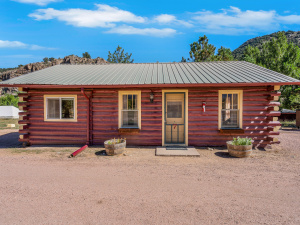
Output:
(27, 4), (300, 37)
(106, 25), (177, 37)
(0, 40), (27, 48)
(278, 15), (300, 24)
(192, 6), (278, 34)
(29, 4), (146, 28)
(0, 40), (55, 50)
(154, 14), (193, 27)
(12, 0), (62, 6)
(154, 14), (177, 23)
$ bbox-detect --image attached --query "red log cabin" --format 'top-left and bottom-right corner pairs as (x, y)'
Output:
(1, 61), (300, 147)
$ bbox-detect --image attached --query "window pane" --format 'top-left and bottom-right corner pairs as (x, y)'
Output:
(222, 94), (227, 109)
(132, 95), (137, 110)
(167, 101), (182, 118)
(123, 95), (127, 110)
(233, 94), (238, 109)
(122, 110), (138, 127)
(47, 99), (60, 119)
(61, 98), (74, 119)
(227, 94), (232, 109)
(222, 110), (239, 128)
(128, 95), (132, 110)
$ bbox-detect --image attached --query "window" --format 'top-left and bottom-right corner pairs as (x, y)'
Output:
(44, 95), (77, 122)
(167, 101), (182, 118)
(218, 90), (243, 129)
(118, 91), (141, 129)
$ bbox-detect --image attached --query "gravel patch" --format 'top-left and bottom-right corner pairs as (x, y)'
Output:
(0, 130), (299, 224)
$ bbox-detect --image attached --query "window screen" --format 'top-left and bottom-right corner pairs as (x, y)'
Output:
(46, 97), (75, 120)
(221, 93), (239, 128)
(47, 98), (60, 119)
(121, 94), (138, 128)
(167, 101), (182, 118)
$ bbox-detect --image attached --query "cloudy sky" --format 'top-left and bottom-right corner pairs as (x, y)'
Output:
(1, 0), (300, 67)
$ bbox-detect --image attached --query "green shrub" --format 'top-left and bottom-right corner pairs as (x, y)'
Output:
(280, 120), (296, 127)
(106, 138), (125, 145)
(0, 94), (19, 108)
(232, 137), (253, 146)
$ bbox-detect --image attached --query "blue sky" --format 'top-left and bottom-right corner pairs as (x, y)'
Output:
(1, 0), (300, 68)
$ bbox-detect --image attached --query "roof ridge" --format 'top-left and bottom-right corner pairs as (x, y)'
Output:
(57, 61), (240, 65)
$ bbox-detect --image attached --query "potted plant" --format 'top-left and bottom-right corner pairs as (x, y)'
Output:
(104, 138), (126, 156)
(226, 137), (253, 158)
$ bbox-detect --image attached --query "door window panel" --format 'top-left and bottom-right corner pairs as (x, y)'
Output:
(167, 101), (182, 118)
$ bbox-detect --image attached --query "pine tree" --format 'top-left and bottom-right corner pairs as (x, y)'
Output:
(107, 46), (134, 63)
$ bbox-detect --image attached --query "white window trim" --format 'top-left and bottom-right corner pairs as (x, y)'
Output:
(44, 95), (77, 122)
(118, 91), (141, 129)
(218, 90), (243, 129)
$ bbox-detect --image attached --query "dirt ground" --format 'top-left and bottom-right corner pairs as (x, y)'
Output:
(0, 129), (300, 225)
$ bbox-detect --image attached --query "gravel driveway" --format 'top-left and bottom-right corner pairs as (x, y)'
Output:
(0, 129), (299, 224)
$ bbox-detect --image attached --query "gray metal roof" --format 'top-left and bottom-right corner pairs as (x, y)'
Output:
(1, 61), (299, 86)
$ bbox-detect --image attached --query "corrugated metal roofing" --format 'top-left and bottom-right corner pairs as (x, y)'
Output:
(1, 61), (299, 86)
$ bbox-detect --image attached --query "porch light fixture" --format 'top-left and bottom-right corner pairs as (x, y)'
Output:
(150, 92), (154, 103)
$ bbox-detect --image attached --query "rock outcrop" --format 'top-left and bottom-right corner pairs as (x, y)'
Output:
(0, 55), (108, 95)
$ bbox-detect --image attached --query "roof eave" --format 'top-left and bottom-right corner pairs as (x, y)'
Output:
(1, 82), (300, 89)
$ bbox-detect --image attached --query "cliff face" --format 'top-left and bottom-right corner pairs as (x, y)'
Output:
(0, 55), (108, 95)
(232, 31), (300, 60)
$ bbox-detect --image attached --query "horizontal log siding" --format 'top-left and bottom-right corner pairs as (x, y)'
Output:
(188, 87), (279, 147)
(24, 89), (88, 145)
(92, 89), (162, 146)
(21, 86), (279, 147)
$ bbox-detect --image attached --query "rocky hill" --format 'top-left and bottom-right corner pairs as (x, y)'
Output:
(232, 31), (300, 60)
(0, 55), (108, 95)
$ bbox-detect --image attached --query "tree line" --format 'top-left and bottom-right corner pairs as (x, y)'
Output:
(42, 45), (134, 64)
(182, 33), (299, 109)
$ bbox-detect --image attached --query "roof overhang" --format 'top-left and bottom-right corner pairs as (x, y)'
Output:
(1, 82), (300, 89)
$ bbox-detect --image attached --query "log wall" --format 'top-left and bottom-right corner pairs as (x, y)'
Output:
(92, 89), (162, 146)
(19, 86), (280, 147)
(188, 86), (281, 147)
(19, 88), (88, 145)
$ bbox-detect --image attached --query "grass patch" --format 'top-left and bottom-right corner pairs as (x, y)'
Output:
(0, 119), (19, 130)
(9, 148), (74, 155)
(10, 149), (43, 154)
(280, 120), (296, 127)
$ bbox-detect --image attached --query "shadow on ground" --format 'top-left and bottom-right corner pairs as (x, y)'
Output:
(214, 151), (235, 158)
(95, 150), (108, 156)
(280, 128), (300, 132)
(0, 131), (22, 148)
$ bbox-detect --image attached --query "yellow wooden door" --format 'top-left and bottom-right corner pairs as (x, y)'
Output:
(165, 93), (185, 144)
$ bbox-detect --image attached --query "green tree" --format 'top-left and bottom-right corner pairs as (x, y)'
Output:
(243, 45), (260, 64)
(185, 35), (234, 62)
(43, 57), (49, 63)
(107, 45), (134, 63)
(0, 94), (19, 108)
(181, 57), (187, 62)
(243, 32), (300, 109)
(82, 52), (91, 59)
(49, 57), (55, 62)
(215, 46), (234, 61)
(189, 35), (216, 62)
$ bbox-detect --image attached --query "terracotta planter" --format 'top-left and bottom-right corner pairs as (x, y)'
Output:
(104, 139), (126, 156)
(226, 141), (253, 158)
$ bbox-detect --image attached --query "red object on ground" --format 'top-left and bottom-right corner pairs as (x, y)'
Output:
(69, 145), (88, 158)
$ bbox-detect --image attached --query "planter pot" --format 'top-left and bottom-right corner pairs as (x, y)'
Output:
(104, 139), (126, 156)
(226, 141), (253, 158)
